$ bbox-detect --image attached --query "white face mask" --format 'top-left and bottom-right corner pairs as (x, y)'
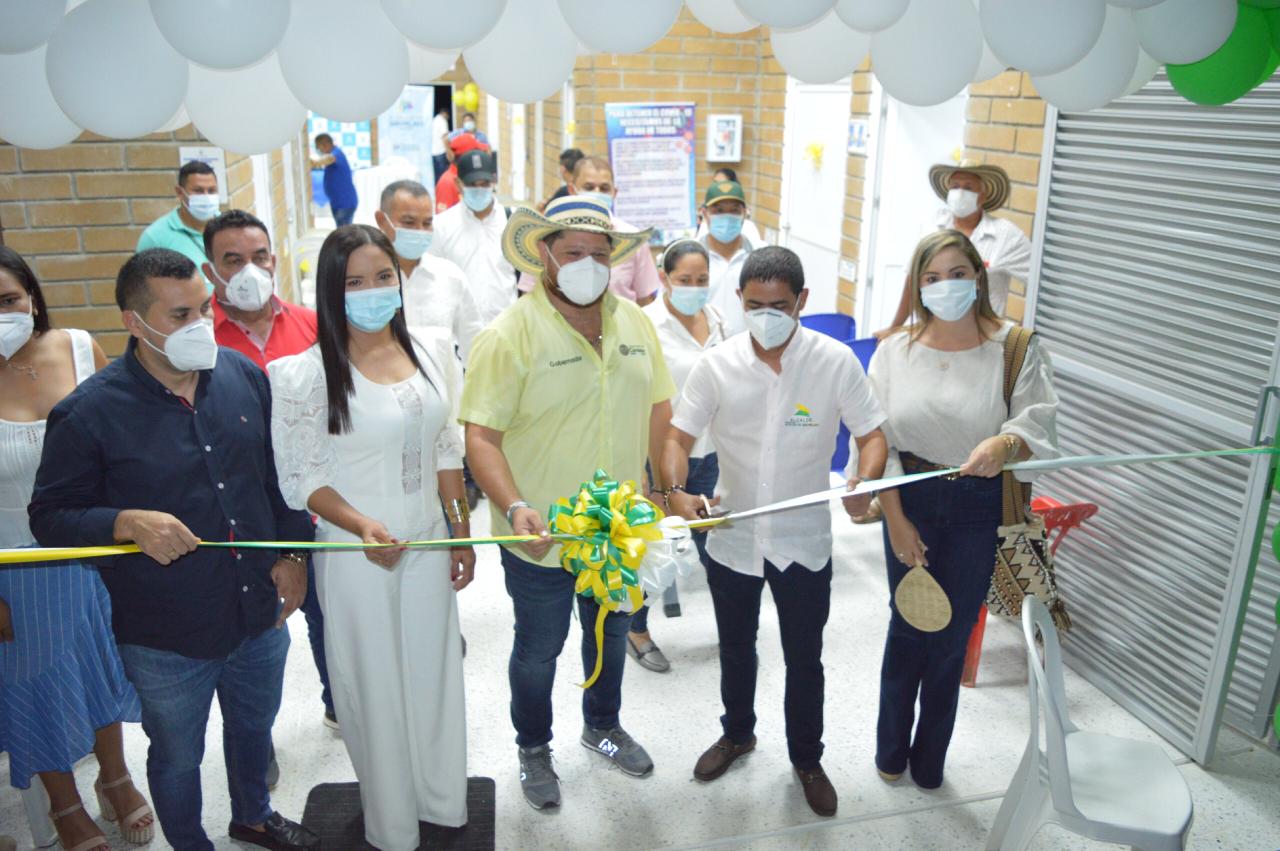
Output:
(921, 278), (978, 322)
(744, 305), (798, 350)
(136, 314), (219, 372)
(549, 252), (611, 306)
(185, 192), (221, 222)
(217, 262), (274, 312)
(0, 302), (35, 360)
(947, 187), (980, 218)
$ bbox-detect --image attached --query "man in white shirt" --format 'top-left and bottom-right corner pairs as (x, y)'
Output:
(374, 179), (483, 363)
(876, 161), (1031, 335)
(699, 179), (755, 336)
(663, 246), (888, 819)
(428, 150), (518, 326)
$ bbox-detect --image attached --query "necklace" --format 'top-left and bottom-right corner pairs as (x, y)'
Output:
(6, 359), (37, 381)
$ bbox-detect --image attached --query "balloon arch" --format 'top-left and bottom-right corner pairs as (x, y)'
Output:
(0, 0), (1277, 154)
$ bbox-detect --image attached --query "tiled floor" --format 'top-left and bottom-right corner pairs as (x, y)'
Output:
(3, 503), (1279, 849)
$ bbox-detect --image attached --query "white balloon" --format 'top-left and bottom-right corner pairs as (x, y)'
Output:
(187, 54), (307, 155)
(871, 0), (982, 106)
(1122, 47), (1160, 95)
(834, 0), (908, 33)
(974, 39), (1006, 82)
(1107, 0), (1165, 8)
(686, 0), (757, 33)
(151, 0), (289, 70)
(157, 105), (191, 133)
(558, 0), (682, 53)
(1031, 5), (1139, 112)
(0, 46), (81, 149)
(380, 0), (506, 50)
(407, 44), (458, 82)
(1133, 0), (1236, 64)
(772, 11), (870, 83)
(463, 0), (577, 103)
(735, 0), (832, 30)
(981, 0), (1106, 76)
(45, 0), (188, 139)
(0, 0), (67, 54)
(278, 0), (408, 122)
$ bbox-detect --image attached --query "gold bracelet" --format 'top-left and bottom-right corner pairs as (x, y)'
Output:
(446, 498), (470, 526)
(1001, 433), (1020, 460)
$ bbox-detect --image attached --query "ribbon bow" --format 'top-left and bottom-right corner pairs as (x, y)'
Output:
(548, 469), (664, 687)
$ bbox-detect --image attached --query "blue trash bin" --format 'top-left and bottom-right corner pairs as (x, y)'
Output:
(829, 337), (878, 473)
(800, 312), (856, 341)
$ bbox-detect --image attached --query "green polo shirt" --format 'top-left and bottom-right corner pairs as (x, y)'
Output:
(460, 281), (676, 567)
(137, 208), (211, 288)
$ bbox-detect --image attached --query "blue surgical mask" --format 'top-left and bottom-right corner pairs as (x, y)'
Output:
(463, 120), (477, 132)
(393, 226), (433, 260)
(668, 286), (709, 316)
(345, 286), (402, 332)
(185, 192), (220, 222)
(709, 213), (744, 243)
(578, 191), (614, 212)
(462, 186), (493, 213)
(921, 278), (978, 322)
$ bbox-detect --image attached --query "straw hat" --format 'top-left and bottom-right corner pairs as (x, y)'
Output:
(928, 159), (1010, 211)
(502, 196), (653, 277)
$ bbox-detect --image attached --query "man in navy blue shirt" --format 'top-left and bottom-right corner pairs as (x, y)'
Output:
(312, 133), (358, 226)
(29, 249), (319, 851)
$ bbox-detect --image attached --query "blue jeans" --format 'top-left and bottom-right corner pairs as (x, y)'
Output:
(631, 452), (719, 633)
(876, 473), (1002, 788)
(501, 548), (630, 748)
(706, 555), (832, 769)
(117, 627), (289, 851)
(299, 557), (333, 715)
(331, 207), (355, 226)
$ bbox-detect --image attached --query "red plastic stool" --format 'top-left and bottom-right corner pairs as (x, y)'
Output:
(960, 496), (1098, 687)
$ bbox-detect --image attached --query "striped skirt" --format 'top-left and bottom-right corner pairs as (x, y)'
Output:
(0, 560), (140, 789)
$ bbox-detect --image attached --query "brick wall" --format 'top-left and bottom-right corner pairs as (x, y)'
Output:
(962, 71), (1046, 322)
(837, 62), (875, 316)
(0, 127), (260, 356)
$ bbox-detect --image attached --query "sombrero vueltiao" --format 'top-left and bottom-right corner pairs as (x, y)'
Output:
(502, 196), (653, 277)
(928, 159), (1010, 212)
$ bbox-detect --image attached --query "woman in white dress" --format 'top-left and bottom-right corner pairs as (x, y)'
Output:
(269, 225), (473, 850)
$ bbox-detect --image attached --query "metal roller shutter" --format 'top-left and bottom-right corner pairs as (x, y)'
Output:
(1026, 72), (1280, 762)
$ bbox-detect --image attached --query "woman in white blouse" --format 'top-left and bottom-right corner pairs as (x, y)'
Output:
(269, 225), (473, 850)
(629, 240), (726, 673)
(860, 229), (1059, 790)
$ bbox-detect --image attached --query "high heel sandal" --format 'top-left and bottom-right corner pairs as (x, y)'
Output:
(49, 803), (110, 851)
(94, 775), (154, 845)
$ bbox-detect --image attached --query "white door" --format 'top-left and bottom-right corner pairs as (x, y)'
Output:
(858, 81), (967, 334)
(779, 77), (852, 315)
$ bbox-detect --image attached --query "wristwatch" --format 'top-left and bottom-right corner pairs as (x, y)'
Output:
(505, 499), (532, 526)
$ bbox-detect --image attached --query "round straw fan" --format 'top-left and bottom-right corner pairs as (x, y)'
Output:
(895, 563), (952, 632)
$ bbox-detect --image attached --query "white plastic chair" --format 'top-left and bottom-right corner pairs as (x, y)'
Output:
(985, 596), (1194, 850)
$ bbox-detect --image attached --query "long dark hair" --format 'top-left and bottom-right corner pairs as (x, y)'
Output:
(315, 224), (429, 435)
(0, 245), (51, 335)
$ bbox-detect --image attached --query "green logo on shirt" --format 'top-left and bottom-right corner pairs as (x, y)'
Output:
(619, 343), (647, 357)
(786, 403), (818, 428)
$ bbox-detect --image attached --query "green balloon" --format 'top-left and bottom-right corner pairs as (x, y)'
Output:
(1275, 701), (1280, 739)
(1168, 4), (1272, 105)
(1268, 8), (1280, 53)
(1258, 47), (1280, 86)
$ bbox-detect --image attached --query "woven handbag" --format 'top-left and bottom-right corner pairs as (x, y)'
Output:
(985, 326), (1071, 630)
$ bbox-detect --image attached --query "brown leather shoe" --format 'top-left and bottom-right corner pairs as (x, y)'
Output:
(693, 735), (756, 781)
(795, 766), (838, 817)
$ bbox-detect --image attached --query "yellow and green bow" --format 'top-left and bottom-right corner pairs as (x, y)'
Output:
(549, 469), (665, 687)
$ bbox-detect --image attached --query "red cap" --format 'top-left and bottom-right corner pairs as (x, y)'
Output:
(449, 132), (490, 157)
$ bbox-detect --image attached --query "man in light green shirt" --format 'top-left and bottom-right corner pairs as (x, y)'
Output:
(137, 160), (221, 288)
(460, 196), (674, 811)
